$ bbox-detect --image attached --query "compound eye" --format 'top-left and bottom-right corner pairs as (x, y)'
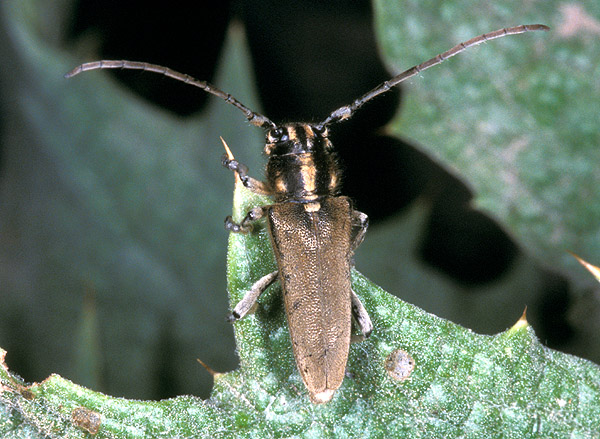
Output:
(268, 127), (288, 143)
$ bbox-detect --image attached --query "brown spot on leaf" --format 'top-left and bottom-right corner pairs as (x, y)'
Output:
(385, 349), (415, 381)
(71, 407), (102, 435)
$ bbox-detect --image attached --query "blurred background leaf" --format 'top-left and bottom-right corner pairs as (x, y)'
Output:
(0, 0), (264, 399)
(375, 0), (600, 289)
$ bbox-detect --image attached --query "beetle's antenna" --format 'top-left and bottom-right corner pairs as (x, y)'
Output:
(320, 24), (549, 126)
(65, 60), (277, 129)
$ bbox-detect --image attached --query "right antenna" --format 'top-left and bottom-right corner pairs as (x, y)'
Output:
(321, 24), (550, 126)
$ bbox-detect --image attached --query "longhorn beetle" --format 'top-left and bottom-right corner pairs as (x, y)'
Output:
(66, 23), (549, 404)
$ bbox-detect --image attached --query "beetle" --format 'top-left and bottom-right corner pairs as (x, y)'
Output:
(66, 23), (549, 403)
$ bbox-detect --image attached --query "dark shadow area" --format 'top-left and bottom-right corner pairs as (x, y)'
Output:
(66, 0), (232, 116)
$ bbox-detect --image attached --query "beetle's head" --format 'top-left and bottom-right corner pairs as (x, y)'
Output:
(264, 123), (340, 201)
(264, 123), (332, 157)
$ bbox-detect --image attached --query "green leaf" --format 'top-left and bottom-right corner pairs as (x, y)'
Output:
(3, 184), (600, 437)
(373, 0), (600, 275)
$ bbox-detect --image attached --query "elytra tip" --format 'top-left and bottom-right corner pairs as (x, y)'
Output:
(310, 389), (335, 404)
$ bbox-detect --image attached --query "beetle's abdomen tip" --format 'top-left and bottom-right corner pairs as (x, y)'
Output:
(311, 389), (335, 404)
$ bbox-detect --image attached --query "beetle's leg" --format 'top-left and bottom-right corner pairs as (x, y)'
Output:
(220, 137), (271, 195)
(227, 271), (279, 322)
(350, 210), (369, 252)
(348, 209), (369, 267)
(349, 209), (371, 340)
(350, 289), (373, 342)
(222, 154), (271, 195)
(224, 206), (268, 233)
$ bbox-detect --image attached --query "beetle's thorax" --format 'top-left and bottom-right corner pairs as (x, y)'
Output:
(264, 123), (341, 203)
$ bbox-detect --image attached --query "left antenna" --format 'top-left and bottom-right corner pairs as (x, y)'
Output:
(65, 60), (276, 129)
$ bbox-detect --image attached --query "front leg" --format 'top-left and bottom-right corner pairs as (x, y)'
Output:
(224, 206), (268, 233)
(220, 137), (271, 195)
(220, 137), (272, 233)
